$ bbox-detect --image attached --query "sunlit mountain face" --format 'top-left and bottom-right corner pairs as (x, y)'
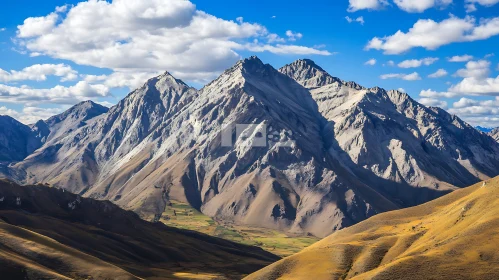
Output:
(1, 1), (499, 279)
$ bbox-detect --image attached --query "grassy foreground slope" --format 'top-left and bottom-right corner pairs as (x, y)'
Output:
(158, 200), (319, 257)
(246, 176), (499, 280)
(0, 180), (279, 279)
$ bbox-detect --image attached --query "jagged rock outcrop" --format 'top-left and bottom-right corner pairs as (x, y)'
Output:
(490, 128), (499, 142)
(3, 57), (499, 238)
(280, 59), (499, 208)
(31, 100), (108, 144)
(5, 58), (397, 237)
(0, 116), (41, 162)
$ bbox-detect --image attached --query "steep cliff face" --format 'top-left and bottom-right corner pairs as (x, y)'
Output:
(280, 59), (499, 207)
(6, 58), (396, 237)
(33, 100), (109, 144)
(490, 128), (499, 142)
(4, 57), (499, 238)
(0, 116), (41, 162)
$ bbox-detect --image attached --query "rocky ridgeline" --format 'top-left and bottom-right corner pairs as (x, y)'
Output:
(1, 57), (499, 237)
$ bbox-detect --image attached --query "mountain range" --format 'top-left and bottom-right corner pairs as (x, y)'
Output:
(246, 175), (499, 280)
(1, 57), (499, 238)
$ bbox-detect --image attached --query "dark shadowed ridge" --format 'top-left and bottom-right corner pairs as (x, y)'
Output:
(0, 179), (279, 279)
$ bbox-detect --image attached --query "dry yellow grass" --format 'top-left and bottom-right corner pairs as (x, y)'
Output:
(246, 176), (499, 280)
(0, 180), (279, 279)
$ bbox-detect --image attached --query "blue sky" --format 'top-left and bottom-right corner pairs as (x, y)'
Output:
(0, 0), (499, 127)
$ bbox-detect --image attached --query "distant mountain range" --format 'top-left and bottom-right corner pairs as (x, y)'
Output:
(1, 57), (499, 238)
(246, 176), (499, 280)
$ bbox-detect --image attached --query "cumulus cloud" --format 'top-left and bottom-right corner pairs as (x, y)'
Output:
(448, 97), (499, 127)
(17, 12), (59, 38)
(418, 97), (448, 108)
(285, 30), (303, 41)
(0, 106), (64, 124)
(0, 64), (78, 83)
(365, 58), (377, 66)
(421, 60), (499, 98)
(365, 15), (499, 54)
(380, 72), (421, 80)
(428, 69), (448, 78)
(419, 89), (458, 98)
(449, 75), (499, 95)
(465, 0), (499, 13)
(0, 81), (110, 106)
(453, 97), (479, 108)
(345, 16), (365, 25)
(455, 60), (490, 79)
(347, 0), (389, 12)
(398, 57), (439, 68)
(394, 0), (453, 13)
(15, 0), (330, 83)
(83, 70), (164, 90)
(448, 55), (474, 62)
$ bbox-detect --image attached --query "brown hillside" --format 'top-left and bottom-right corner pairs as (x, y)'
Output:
(246, 176), (499, 280)
(0, 180), (279, 279)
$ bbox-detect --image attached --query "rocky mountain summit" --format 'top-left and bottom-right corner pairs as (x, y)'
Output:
(0, 116), (41, 162)
(0, 101), (108, 164)
(490, 128), (499, 142)
(2, 57), (499, 238)
(31, 100), (108, 144)
(281, 59), (499, 205)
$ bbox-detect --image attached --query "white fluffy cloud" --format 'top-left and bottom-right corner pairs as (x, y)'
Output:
(448, 55), (474, 62)
(419, 89), (458, 98)
(418, 97), (448, 108)
(348, 0), (388, 12)
(285, 30), (303, 41)
(15, 0), (330, 82)
(455, 60), (490, 79)
(466, 0), (499, 5)
(0, 106), (64, 124)
(380, 72), (421, 80)
(0, 81), (110, 106)
(398, 57), (439, 68)
(0, 64), (77, 83)
(448, 97), (499, 127)
(465, 0), (499, 13)
(365, 58), (377, 66)
(449, 76), (499, 95)
(365, 15), (499, 54)
(428, 69), (448, 78)
(421, 60), (499, 98)
(345, 16), (365, 25)
(393, 0), (453, 13)
(17, 11), (59, 38)
(83, 70), (164, 90)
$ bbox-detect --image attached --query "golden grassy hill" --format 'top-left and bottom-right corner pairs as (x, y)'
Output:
(246, 176), (499, 280)
(0, 180), (279, 279)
